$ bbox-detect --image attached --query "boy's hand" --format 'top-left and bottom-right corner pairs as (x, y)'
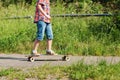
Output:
(46, 15), (51, 20)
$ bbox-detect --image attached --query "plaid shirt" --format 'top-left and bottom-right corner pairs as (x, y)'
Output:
(34, 0), (50, 23)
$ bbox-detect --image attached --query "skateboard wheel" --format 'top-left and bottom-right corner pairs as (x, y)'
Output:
(62, 56), (70, 61)
(30, 57), (34, 62)
(28, 57), (34, 62)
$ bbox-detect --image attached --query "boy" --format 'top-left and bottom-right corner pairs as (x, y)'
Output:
(32, 0), (57, 56)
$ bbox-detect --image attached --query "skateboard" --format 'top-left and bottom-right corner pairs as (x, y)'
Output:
(27, 54), (70, 62)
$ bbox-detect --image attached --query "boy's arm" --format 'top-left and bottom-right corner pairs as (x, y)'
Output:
(38, 4), (51, 20)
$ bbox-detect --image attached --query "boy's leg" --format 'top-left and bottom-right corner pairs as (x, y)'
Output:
(45, 23), (53, 51)
(32, 21), (46, 55)
(33, 39), (40, 53)
(45, 23), (57, 55)
(47, 39), (52, 51)
(31, 39), (40, 56)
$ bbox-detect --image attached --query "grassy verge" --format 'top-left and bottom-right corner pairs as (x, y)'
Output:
(0, 61), (120, 80)
(0, 2), (120, 55)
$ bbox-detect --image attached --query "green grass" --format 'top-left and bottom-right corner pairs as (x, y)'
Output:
(0, 68), (18, 77)
(0, 61), (120, 80)
(0, 2), (120, 55)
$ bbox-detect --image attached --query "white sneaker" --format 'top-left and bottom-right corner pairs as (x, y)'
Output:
(46, 50), (57, 55)
(31, 50), (40, 56)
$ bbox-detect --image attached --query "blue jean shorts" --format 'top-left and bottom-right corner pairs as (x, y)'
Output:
(36, 20), (53, 41)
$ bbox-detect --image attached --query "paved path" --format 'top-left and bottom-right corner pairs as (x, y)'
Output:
(0, 54), (120, 69)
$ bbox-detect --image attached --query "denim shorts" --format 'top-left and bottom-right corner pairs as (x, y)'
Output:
(36, 20), (53, 41)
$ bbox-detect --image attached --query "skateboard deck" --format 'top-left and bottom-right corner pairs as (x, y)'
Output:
(27, 54), (70, 62)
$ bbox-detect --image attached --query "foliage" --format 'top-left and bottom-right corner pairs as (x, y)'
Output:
(0, 1), (120, 55)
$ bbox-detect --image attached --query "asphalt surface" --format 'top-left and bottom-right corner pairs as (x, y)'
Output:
(0, 54), (120, 69)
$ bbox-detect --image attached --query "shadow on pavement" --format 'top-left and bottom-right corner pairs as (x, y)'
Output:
(0, 56), (26, 61)
(0, 57), (63, 62)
